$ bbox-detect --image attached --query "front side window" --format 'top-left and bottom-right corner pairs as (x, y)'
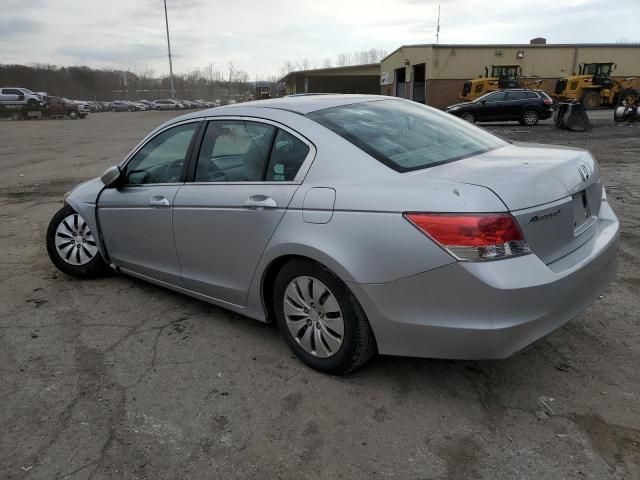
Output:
(308, 99), (506, 172)
(125, 122), (198, 184)
(484, 91), (506, 102)
(195, 120), (275, 182)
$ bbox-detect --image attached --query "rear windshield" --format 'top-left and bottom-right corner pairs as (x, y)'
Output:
(308, 99), (506, 172)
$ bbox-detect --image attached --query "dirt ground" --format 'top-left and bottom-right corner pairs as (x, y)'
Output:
(1, 110), (639, 480)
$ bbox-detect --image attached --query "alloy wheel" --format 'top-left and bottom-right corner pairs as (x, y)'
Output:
(54, 213), (99, 265)
(283, 276), (344, 358)
(523, 111), (538, 125)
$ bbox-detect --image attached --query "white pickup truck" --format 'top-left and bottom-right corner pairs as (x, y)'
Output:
(0, 87), (46, 106)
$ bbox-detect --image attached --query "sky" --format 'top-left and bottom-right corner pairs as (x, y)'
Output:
(1, 0), (638, 79)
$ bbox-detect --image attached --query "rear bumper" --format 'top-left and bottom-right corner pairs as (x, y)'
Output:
(351, 201), (619, 359)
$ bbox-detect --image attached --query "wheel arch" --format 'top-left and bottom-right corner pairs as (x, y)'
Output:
(254, 247), (357, 324)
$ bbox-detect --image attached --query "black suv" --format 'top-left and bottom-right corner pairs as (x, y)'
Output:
(446, 89), (554, 126)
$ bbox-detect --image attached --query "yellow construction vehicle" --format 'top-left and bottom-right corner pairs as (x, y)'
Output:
(553, 62), (637, 109)
(460, 65), (521, 100)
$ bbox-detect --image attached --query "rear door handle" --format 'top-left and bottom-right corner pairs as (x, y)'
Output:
(149, 195), (170, 208)
(243, 195), (278, 210)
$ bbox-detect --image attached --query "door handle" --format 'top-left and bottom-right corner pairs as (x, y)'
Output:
(243, 195), (278, 210)
(149, 195), (170, 208)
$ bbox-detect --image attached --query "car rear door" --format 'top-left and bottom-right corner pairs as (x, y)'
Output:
(172, 117), (315, 306)
(97, 120), (201, 284)
(503, 91), (528, 119)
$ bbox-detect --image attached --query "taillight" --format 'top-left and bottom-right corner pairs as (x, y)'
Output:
(543, 98), (553, 105)
(404, 213), (531, 261)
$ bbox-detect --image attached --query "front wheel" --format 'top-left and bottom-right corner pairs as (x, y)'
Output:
(581, 91), (601, 110)
(273, 259), (376, 374)
(460, 111), (476, 123)
(68, 111), (78, 119)
(46, 205), (110, 278)
(519, 109), (540, 126)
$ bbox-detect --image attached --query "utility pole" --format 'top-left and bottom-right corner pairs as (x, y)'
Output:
(163, 0), (176, 99)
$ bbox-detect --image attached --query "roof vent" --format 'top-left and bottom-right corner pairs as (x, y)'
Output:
(530, 37), (547, 45)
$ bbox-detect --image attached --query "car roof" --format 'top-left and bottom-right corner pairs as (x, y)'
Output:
(205, 94), (387, 116)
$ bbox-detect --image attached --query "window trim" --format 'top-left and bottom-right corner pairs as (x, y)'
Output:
(185, 115), (316, 185)
(118, 119), (204, 187)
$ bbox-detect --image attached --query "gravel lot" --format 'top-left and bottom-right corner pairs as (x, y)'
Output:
(1, 110), (639, 480)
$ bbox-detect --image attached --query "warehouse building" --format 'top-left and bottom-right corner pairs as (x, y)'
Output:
(279, 40), (640, 109)
(279, 63), (380, 95)
(381, 40), (640, 108)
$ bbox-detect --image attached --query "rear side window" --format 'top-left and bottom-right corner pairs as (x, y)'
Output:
(195, 120), (275, 182)
(506, 91), (527, 100)
(308, 99), (505, 173)
(265, 130), (310, 181)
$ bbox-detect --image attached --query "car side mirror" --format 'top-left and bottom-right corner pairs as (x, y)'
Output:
(101, 165), (122, 188)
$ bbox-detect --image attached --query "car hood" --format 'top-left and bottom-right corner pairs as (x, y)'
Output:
(446, 101), (474, 110)
(425, 142), (601, 211)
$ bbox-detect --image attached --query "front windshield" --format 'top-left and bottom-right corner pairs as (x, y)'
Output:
(22, 88), (34, 94)
(308, 99), (506, 172)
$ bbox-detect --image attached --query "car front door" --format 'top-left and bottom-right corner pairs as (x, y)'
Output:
(476, 91), (506, 121)
(0, 89), (19, 103)
(98, 120), (201, 284)
(172, 118), (314, 306)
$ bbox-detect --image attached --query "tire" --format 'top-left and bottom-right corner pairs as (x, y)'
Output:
(460, 111), (476, 123)
(519, 109), (540, 126)
(46, 205), (110, 279)
(273, 259), (376, 374)
(581, 91), (601, 110)
(618, 88), (638, 106)
(27, 99), (38, 107)
(68, 111), (78, 120)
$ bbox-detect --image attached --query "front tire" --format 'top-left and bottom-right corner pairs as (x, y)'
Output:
(581, 91), (601, 110)
(68, 111), (78, 119)
(273, 259), (376, 374)
(519, 109), (540, 126)
(46, 205), (109, 278)
(460, 111), (476, 123)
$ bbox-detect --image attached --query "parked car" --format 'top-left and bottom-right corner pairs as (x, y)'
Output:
(45, 95), (619, 374)
(0, 87), (46, 106)
(45, 96), (89, 119)
(137, 100), (154, 109)
(110, 101), (139, 112)
(132, 102), (149, 111)
(152, 99), (181, 110)
(446, 89), (554, 125)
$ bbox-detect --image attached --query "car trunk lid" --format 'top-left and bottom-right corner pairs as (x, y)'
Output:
(425, 142), (603, 264)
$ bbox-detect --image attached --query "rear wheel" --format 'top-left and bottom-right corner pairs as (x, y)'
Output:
(273, 259), (376, 374)
(618, 88), (638, 106)
(68, 111), (78, 119)
(460, 111), (476, 123)
(46, 205), (110, 278)
(519, 109), (540, 126)
(581, 91), (601, 110)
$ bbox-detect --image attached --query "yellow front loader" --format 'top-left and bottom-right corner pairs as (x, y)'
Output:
(460, 65), (543, 101)
(553, 63), (638, 109)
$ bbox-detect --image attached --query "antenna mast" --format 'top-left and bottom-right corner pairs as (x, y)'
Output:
(163, 0), (176, 99)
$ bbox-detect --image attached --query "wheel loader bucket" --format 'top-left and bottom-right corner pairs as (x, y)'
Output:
(554, 102), (591, 132)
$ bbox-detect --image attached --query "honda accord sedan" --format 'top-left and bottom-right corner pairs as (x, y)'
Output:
(46, 95), (619, 374)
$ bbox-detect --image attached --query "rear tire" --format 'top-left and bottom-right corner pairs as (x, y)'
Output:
(618, 88), (638, 106)
(581, 91), (601, 110)
(46, 205), (110, 279)
(273, 259), (376, 374)
(519, 109), (540, 126)
(68, 111), (78, 120)
(460, 111), (476, 123)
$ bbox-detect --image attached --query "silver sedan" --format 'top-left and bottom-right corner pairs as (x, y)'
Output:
(46, 95), (619, 374)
